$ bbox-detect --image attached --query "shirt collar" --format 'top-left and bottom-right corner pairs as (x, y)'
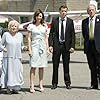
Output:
(89, 16), (96, 21)
(59, 17), (67, 21)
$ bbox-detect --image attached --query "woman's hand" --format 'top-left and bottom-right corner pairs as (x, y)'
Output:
(47, 48), (51, 57)
(28, 51), (32, 57)
(49, 46), (53, 53)
(23, 46), (28, 51)
(3, 48), (7, 52)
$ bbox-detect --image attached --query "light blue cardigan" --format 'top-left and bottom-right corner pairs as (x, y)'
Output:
(0, 32), (24, 58)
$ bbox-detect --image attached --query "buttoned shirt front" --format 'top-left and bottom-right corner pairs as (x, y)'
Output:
(59, 17), (67, 42)
(89, 16), (96, 38)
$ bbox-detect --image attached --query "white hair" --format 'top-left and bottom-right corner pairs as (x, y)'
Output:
(8, 20), (20, 32)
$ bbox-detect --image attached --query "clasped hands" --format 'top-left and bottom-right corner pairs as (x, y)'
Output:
(22, 46), (28, 51)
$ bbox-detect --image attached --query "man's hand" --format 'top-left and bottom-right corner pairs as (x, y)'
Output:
(69, 48), (74, 53)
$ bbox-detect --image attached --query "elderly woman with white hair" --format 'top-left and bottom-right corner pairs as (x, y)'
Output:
(0, 20), (25, 94)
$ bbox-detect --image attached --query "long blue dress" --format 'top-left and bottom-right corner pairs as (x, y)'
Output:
(0, 35), (3, 86)
(27, 24), (48, 68)
(0, 32), (24, 90)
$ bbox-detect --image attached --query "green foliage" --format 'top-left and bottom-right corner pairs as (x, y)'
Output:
(75, 44), (84, 50)
(23, 35), (28, 45)
(75, 32), (84, 50)
(0, 21), (8, 28)
(4, 21), (8, 28)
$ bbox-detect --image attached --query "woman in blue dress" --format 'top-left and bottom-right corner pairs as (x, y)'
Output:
(27, 9), (49, 93)
(0, 20), (25, 94)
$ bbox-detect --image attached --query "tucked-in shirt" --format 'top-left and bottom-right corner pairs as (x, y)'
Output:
(89, 16), (96, 36)
(59, 17), (67, 42)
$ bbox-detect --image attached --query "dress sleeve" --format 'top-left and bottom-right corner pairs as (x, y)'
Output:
(43, 24), (48, 35)
(0, 32), (6, 50)
(1, 32), (6, 45)
(27, 24), (32, 32)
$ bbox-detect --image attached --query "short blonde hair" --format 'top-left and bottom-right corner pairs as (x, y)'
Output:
(8, 20), (20, 32)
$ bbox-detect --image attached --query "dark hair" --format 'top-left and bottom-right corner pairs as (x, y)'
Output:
(33, 9), (44, 24)
(59, 5), (68, 11)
